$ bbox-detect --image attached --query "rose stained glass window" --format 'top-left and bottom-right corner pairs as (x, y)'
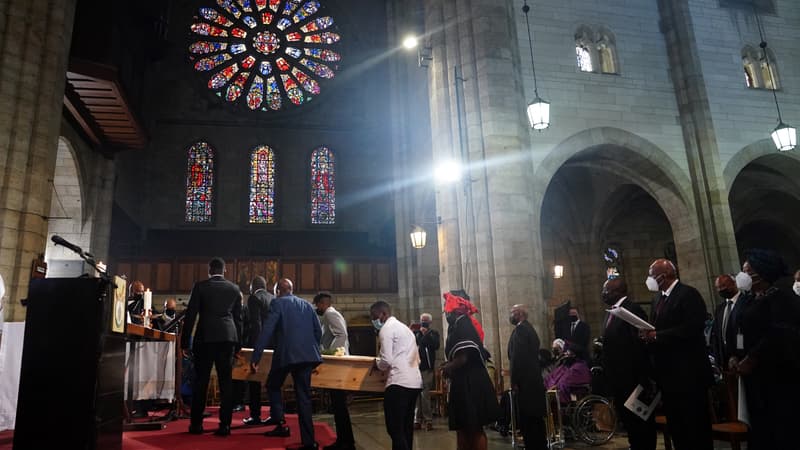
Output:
(249, 145), (276, 224)
(188, 0), (341, 112)
(310, 146), (335, 225)
(186, 142), (215, 223)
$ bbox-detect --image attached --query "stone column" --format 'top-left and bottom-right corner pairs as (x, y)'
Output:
(0, 0), (77, 321)
(658, 0), (740, 298)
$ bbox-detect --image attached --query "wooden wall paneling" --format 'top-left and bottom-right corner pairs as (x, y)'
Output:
(281, 262), (297, 286)
(236, 260), (251, 294)
(375, 262), (390, 291)
(135, 262), (153, 289)
(266, 260), (279, 286)
(116, 262), (132, 281)
(194, 262), (207, 284)
(356, 263), (372, 291)
(155, 262), (172, 292)
(338, 262), (354, 291)
(319, 263), (333, 290)
(177, 262), (195, 292)
(300, 262), (316, 292)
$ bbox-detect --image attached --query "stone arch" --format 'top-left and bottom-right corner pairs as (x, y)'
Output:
(534, 128), (708, 330)
(45, 136), (92, 276)
(723, 139), (800, 190)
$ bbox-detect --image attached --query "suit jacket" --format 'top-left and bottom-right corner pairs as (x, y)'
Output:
(320, 306), (349, 353)
(602, 298), (651, 394)
(649, 281), (713, 393)
(251, 294), (322, 369)
(508, 320), (546, 417)
(709, 293), (744, 369)
(567, 320), (591, 361)
(181, 275), (243, 349)
(245, 289), (273, 348)
(415, 328), (440, 371)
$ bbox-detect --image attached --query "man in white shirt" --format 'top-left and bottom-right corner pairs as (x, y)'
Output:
(370, 301), (422, 450)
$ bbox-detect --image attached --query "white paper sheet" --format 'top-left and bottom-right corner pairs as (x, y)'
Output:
(623, 383), (661, 421)
(607, 306), (655, 330)
(0, 322), (25, 431)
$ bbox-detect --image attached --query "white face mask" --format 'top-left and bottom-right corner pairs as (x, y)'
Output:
(793, 281), (800, 296)
(735, 272), (752, 292)
(645, 276), (660, 292)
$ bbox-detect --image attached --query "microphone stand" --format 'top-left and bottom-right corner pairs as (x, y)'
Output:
(165, 314), (190, 421)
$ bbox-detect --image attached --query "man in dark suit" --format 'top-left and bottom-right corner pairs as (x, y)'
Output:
(181, 257), (243, 436)
(709, 274), (743, 371)
(566, 307), (591, 362)
(250, 278), (322, 450)
(508, 304), (547, 450)
(601, 277), (656, 450)
(641, 259), (712, 450)
(242, 276), (274, 426)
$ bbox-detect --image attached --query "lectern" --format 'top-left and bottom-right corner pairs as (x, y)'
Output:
(13, 278), (125, 450)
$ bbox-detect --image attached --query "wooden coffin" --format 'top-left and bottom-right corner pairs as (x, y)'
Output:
(232, 348), (387, 392)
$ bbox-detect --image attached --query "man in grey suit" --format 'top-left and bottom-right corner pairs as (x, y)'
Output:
(251, 278), (322, 450)
(181, 257), (243, 436)
(242, 276), (274, 426)
(314, 292), (354, 450)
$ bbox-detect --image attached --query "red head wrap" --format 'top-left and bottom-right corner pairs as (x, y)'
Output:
(443, 292), (484, 342)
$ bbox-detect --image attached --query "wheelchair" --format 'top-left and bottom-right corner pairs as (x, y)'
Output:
(544, 382), (617, 448)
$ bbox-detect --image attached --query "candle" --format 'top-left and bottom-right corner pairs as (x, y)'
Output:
(143, 288), (152, 313)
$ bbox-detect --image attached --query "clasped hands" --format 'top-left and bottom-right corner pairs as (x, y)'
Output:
(638, 329), (657, 342)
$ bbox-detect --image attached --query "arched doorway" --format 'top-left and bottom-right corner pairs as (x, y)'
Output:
(44, 137), (91, 277)
(729, 153), (800, 276)
(534, 128), (701, 337)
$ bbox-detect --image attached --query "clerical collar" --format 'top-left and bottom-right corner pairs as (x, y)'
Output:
(662, 279), (679, 297)
(612, 296), (627, 308)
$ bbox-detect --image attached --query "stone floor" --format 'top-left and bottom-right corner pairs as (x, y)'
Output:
(315, 400), (740, 450)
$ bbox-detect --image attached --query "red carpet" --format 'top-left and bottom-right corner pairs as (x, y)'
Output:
(0, 408), (336, 450)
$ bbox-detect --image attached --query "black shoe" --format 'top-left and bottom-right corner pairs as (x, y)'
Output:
(232, 404), (245, 412)
(264, 424), (290, 437)
(243, 416), (263, 425)
(213, 425), (231, 436)
(188, 424), (204, 434)
(262, 416), (283, 425)
(131, 410), (148, 418)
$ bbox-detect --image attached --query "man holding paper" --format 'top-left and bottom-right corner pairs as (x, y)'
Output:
(641, 259), (713, 450)
(601, 277), (656, 450)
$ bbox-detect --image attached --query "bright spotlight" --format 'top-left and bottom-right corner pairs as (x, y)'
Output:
(434, 159), (462, 185)
(402, 36), (419, 50)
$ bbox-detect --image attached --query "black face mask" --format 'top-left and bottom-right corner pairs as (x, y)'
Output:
(165, 309), (176, 317)
(569, 315), (579, 322)
(316, 309), (324, 316)
(601, 293), (615, 306)
(509, 314), (519, 326)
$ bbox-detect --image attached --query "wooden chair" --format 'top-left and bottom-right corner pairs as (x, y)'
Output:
(710, 372), (748, 450)
(655, 415), (672, 450)
(429, 369), (448, 417)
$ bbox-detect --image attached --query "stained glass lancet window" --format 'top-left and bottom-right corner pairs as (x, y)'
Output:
(249, 145), (276, 224)
(185, 141), (215, 223)
(310, 146), (335, 225)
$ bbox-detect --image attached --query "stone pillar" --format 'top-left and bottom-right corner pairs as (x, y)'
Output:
(424, 0), (545, 371)
(658, 0), (740, 298)
(0, 0), (77, 321)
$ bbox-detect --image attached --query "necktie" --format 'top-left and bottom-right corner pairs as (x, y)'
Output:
(571, 322), (577, 335)
(721, 300), (733, 344)
(655, 293), (668, 318)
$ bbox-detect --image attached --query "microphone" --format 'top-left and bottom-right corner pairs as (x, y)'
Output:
(51, 235), (84, 256)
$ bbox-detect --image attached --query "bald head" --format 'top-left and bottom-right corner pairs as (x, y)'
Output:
(649, 258), (677, 291)
(602, 277), (628, 305)
(715, 274), (737, 299)
(276, 278), (293, 297)
(510, 304), (528, 326)
(131, 281), (145, 296)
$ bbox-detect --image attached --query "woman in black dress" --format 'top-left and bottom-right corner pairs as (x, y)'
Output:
(441, 291), (500, 450)
(732, 249), (800, 450)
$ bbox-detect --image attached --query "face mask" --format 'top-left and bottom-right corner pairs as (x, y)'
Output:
(371, 318), (383, 331)
(509, 314), (519, 326)
(316, 309), (324, 316)
(420, 321), (431, 328)
(646, 276), (660, 292)
(569, 315), (578, 322)
(793, 281), (800, 296)
(735, 272), (752, 291)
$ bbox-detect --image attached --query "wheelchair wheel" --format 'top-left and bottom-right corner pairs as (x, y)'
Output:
(570, 395), (616, 446)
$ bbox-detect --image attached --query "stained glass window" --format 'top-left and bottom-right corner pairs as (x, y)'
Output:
(249, 145), (276, 224)
(185, 141), (215, 223)
(576, 45), (593, 72)
(310, 146), (335, 225)
(188, 0), (341, 112)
